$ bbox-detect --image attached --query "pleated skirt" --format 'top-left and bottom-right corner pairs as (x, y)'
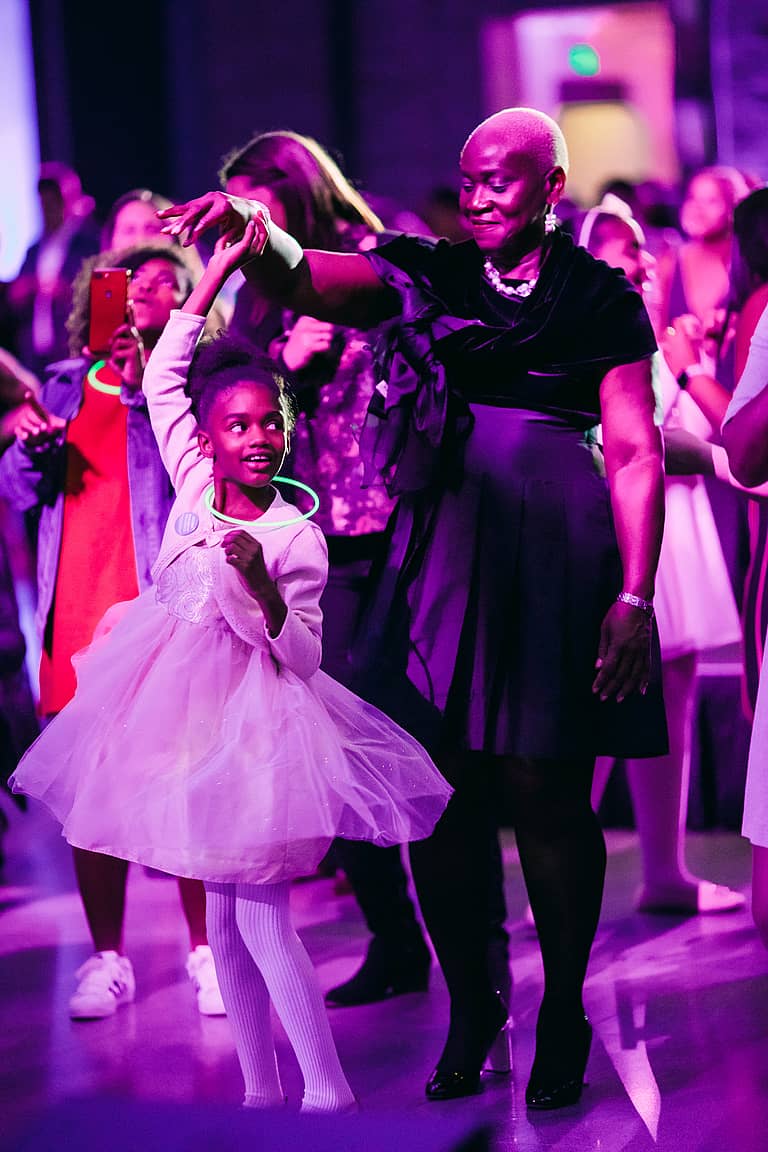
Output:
(353, 404), (668, 760)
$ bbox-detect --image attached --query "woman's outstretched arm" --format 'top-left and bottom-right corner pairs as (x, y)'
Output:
(160, 192), (396, 327)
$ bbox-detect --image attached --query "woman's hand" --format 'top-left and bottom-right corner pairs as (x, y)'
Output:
(159, 191), (270, 250)
(223, 529), (288, 636)
(281, 316), (337, 372)
(660, 315), (703, 377)
(592, 600), (652, 702)
(210, 219), (271, 273)
(104, 321), (146, 390)
(13, 391), (66, 450)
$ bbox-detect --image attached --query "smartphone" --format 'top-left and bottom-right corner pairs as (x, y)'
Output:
(88, 268), (130, 355)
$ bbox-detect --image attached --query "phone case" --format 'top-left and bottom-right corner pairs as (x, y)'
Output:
(88, 268), (130, 355)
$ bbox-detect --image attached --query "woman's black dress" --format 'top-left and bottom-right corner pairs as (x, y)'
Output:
(353, 230), (668, 761)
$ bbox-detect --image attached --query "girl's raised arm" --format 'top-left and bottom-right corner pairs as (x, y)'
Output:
(141, 311), (207, 495)
(144, 221), (268, 494)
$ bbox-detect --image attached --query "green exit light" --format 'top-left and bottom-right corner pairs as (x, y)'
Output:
(568, 43), (601, 77)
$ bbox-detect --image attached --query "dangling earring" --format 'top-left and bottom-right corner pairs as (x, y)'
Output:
(544, 205), (558, 234)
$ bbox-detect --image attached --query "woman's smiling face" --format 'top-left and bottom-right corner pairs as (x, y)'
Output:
(458, 118), (565, 265)
(459, 142), (550, 256)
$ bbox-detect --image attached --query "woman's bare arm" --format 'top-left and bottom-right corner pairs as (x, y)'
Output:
(734, 286), (768, 380)
(593, 358), (665, 701)
(722, 295), (768, 486)
(248, 248), (396, 328)
(602, 358), (664, 601)
(160, 191), (397, 327)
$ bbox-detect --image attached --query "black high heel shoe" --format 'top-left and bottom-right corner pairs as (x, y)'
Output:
(325, 935), (430, 1006)
(525, 1013), (592, 1110)
(425, 996), (512, 1101)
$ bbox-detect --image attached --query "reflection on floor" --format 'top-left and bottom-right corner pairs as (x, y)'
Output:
(2, 802), (767, 1152)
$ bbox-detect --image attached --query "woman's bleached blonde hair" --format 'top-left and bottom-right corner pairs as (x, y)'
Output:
(461, 108), (569, 177)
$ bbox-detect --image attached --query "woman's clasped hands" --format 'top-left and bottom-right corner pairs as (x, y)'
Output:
(158, 191), (270, 252)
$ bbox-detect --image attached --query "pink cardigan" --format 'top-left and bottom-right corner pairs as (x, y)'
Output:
(143, 310), (328, 681)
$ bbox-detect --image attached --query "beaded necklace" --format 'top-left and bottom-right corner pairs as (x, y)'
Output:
(482, 258), (537, 298)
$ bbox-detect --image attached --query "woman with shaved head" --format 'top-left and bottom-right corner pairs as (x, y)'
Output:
(162, 107), (666, 1110)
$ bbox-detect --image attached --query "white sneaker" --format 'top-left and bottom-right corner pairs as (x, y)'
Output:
(186, 945), (227, 1016)
(69, 951), (135, 1020)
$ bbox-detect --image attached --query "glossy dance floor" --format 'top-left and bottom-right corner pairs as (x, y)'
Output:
(2, 802), (767, 1152)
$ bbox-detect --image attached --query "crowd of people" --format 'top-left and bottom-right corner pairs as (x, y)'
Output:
(2, 108), (768, 1116)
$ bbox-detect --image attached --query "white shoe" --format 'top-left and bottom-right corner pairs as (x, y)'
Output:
(69, 951), (135, 1020)
(186, 945), (227, 1016)
(636, 880), (747, 915)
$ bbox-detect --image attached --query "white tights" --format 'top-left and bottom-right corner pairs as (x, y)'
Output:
(205, 880), (355, 1112)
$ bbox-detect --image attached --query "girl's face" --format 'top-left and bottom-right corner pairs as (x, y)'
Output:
(127, 258), (187, 339)
(198, 380), (286, 489)
(681, 175), (731, 241)
(224, 179), (288, 231)
(111, 200), (170, 250)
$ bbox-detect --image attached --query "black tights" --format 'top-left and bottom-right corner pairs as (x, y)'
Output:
(410, 753), (605, 1068)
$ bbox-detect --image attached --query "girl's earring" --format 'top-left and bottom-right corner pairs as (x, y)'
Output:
(544, 205), (558, 234)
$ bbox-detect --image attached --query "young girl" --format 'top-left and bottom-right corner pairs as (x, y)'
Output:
(10, 220), (452, 1112)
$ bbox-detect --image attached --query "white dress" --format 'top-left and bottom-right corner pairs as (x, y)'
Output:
(10, 309), (453, 881)
(10, 513), (452, 882)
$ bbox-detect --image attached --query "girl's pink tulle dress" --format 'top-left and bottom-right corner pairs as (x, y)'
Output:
(11, 526), (452, 883)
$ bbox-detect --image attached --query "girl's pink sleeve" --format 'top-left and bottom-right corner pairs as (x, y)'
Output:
(142, 310), (208, 495)
(216, 524), (328, 680)
(267, 529), (328, 679)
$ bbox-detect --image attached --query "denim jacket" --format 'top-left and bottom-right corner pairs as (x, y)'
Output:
(0, 358), (173, 640)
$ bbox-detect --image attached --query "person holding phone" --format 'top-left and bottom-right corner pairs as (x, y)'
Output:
(0, 243), (228, 1021)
